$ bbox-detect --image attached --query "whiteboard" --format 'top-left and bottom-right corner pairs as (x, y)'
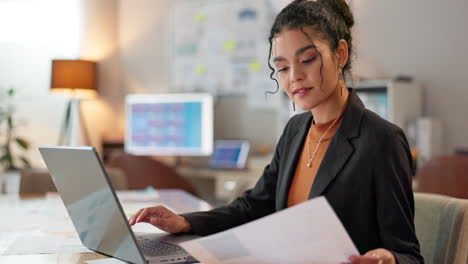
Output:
(170, 0), (291, 101)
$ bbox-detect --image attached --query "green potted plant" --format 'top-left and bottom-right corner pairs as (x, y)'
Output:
(0, 87), (31, 171)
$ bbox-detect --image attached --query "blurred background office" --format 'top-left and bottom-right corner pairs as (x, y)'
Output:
(0, 0), (467, 204)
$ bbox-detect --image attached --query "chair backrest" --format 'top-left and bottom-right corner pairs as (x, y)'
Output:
(105, 167), (129, 190)
(416, 155), (468, 199)
(20, 167), (128, 195)
(108, 152), (197, 196)
(414, 193), (468, 264)
(20, 168), (57, 194)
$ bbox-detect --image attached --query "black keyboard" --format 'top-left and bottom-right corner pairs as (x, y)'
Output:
(137, 238), (187, 257)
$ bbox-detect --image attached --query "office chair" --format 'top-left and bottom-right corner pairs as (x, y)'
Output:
(107, 152), (198, 196)
(19, 167), (128, 195)
(416, 155), (468, 199)
(19, 168), (57, 194)
(414, 193), (468, 264)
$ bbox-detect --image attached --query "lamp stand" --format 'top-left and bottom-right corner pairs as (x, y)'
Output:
(58, 98), (91, 146)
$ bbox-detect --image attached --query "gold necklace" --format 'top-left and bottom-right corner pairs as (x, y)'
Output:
(306, 117), (339, 167)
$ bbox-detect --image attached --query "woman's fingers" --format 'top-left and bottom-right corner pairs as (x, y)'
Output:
(128, 205), (189, 233)
(364, 248), (395, 264)
(343, 249), (394, 264)
(129, 208), (145, 225)
(135, 208), (152, 223)
(348, 255), (382, 264)
(349, 255), (361, 263)
(131, 206), (167, 225)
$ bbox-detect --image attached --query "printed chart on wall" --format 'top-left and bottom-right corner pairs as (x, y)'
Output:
(170, 0), (292, 108)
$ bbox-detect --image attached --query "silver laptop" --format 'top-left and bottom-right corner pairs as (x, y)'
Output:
(39, 146), (198, 264)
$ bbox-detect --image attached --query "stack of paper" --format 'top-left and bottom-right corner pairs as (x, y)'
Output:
(180, 197), (358, 264)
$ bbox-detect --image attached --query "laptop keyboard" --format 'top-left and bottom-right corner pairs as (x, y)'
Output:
(137, 238), (187, 257)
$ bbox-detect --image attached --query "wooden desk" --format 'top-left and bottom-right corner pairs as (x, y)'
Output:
(0, 190), (211, 264)
(177, 155), (271, 202)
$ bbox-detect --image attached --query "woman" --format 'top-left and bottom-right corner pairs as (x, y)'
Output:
(129, 1), (424, 263)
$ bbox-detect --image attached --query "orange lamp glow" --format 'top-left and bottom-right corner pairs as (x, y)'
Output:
(51, 60), (97, 99)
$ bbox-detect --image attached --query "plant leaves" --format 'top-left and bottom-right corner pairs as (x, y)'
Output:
(15, 137), (30, 150)
(20, 156), (31, 168)
(0, 155), (8, 162)
(7, 87), (14, 96)
(0, 153), (13, 169)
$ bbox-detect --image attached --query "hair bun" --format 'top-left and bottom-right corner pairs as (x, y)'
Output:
(322, 0), (354, 28)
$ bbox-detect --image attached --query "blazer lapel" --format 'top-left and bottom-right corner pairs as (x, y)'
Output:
(308, 133), (353, 198)
(277, 88), (365, 208)
(276, 115), (311, 211)
(308, 89), (364, 198)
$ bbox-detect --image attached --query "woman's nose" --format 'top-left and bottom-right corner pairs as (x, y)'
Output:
(290, 66), (305, 83)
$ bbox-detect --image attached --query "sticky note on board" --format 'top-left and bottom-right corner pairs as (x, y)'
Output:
(195, 65), (207, 75)
(195, 13), (207, 22)
(224, 40), (237, 52)
(249, 59), (262, 72)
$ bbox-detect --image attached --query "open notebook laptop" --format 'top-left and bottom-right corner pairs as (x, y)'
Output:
(39, 146), (198, 264)
(209, 140), (250, 170)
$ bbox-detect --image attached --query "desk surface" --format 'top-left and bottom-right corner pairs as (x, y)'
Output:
(0, 190), (211, 264)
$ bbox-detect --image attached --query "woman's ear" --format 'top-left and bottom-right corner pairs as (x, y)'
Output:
(336, 39), (349, 68)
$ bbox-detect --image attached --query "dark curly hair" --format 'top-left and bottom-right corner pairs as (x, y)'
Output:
(266, 0), (354, 94)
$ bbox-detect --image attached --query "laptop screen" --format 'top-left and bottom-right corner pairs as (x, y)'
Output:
(209, 140), (250, 169)
(39, 146), (147, 264)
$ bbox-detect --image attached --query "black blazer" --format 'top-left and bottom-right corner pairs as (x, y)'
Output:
(182, 89), (424, 264)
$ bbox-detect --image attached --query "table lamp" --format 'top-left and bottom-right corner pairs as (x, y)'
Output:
(50, 59), (97, 146)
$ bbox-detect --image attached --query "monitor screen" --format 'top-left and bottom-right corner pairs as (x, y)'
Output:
(355, 87), (389, 121)
(125, 93), (213, 156)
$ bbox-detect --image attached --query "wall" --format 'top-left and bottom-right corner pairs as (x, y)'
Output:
(2, 0), (467, 168)
(117, 0), (468, 153)
(0, 0), (82, 168)
(118, 0), (280, 149)
(80, 0), (121, 149)
(117, 0), (173, 136)
(0, 0), (119, 168)
(353, 0), (468, 153)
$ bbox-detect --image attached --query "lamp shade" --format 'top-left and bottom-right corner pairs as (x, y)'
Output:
(51, 60), (97, 98)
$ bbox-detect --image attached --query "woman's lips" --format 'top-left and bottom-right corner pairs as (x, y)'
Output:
(293, 87), (312, 97)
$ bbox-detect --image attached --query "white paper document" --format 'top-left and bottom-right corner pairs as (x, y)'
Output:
(180, 197), (359, 264)
(84, 258), (127, 264)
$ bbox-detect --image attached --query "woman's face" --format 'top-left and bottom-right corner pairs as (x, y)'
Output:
(272, 26), (341, 111)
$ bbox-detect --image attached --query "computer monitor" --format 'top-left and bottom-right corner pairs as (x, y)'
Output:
(125, 93), (213, 156)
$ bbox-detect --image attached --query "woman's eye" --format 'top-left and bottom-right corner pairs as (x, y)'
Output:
(302, 56), (317, 63)
(277, 67), (289, 73)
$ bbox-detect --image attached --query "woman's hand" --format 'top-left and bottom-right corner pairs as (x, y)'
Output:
(342, 248), (396, 264)
(128, 205), (192, 234)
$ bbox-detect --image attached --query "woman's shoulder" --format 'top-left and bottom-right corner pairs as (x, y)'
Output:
(275, 112), (311, 142)
(360, 109), (405, 140)
(285, 111), (311, 131)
